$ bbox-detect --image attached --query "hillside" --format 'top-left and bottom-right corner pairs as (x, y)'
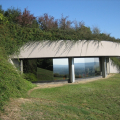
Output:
(0, 6), (120, 112)
(0, 47), (35, 111)
(37, 67), (53, 81)
(1, 74), (120, 119)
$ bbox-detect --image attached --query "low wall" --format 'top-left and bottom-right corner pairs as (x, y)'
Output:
(110, 59), (120, 73)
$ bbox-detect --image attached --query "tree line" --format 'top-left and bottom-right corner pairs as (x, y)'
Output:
(0, 5), (120, 56)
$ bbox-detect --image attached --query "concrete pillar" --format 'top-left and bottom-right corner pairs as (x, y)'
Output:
(101, 57), (107, 78)
(106, 57), (110, 75)
(68, 58), (75, 83)
(20, 59), (23, 74)
(99, 57), (102, 75)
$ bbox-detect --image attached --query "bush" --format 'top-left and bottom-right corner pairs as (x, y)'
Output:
(54, 73), (60, 77)
(23, 73), (37, 82)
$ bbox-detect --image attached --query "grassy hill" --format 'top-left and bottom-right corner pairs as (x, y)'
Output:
(0, 6), (120, 113)
(0, 48), (35, 111)
(37, 67), (53, 81)
(20, 74), (120, 119)
(1, 74), (120, 119)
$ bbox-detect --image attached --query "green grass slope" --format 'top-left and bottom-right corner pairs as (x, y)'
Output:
(0, 9), (120, 115)
(0, 48), (35, 111)
(22, 74), (120, 119)
(37, 67), (53, 81)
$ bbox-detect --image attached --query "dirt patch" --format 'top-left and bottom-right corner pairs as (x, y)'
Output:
(27, 83), (67, 95)
(0, 98), (32, 120)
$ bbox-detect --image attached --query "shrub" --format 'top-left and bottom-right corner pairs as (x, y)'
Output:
(23, 73), (37, 82)
(54, 73), (60, 77)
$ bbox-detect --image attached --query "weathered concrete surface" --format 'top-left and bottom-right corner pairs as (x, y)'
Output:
(11, 40), (120, 59)
(110, 59), (120, 73)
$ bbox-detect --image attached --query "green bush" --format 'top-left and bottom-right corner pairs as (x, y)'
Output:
(23, 73), (37, 82)
(54, 73), (60, 77)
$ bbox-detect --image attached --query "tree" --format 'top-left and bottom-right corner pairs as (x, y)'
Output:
(59, 15), (73, 30)
(38, 13), (58, 30)
(4, 7), (21, 23)
(0, 5), (4, 14)
(92, 26), (101, 34)
(76, 22), (92, 40)
(37, 59), (53, 71)
(16, 8), (36, 27)
(0, 13), (9, 24)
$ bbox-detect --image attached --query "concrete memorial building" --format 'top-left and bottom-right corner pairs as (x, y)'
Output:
(10, 40), (120, 83)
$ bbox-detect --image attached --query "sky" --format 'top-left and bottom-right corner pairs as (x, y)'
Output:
(53, 58), (99, 65)
(0, 0), (120, 39)
(53, 58), (86, 65)
(53, 58), (68, 65)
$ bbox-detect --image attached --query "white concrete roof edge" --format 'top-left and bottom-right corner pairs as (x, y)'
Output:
(11, 40), (120, 59)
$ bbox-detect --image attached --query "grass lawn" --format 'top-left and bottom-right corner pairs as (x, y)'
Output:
(37, 67), (53, 81)
(1, 74), (120, 120)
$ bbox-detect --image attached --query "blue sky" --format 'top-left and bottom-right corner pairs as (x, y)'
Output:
(53, 58), (99, 65)
(0, 0), (120, 39)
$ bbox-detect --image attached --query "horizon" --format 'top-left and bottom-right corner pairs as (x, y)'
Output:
(53, 58), (99, 65)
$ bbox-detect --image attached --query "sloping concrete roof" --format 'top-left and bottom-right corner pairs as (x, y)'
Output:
(12, 40), (120, 59)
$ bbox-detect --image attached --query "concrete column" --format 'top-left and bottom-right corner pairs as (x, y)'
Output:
(20, 59), (23, 74)
(101, 57), (107, 78)
(68, 58), (75, 83)
(106, 57), (110, 75)
(99, 57), (102, 75)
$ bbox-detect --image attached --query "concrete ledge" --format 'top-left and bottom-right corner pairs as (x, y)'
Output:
(12, 40), (120, 59)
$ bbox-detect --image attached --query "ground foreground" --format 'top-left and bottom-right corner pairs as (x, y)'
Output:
(1, 74), (120, 120)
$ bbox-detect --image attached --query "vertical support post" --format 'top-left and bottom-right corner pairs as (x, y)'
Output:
(68, 58), (75, 83)
(20, 59), (23, 74)
(99, 57), (102, 75)
(101, 57), (107, 78)
(106, 57), (110, 75)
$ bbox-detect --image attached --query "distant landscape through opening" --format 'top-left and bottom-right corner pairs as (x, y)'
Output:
(23, 57), (100, 82)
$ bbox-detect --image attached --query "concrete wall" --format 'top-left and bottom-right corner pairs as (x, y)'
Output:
(11, 40), (120, 59)
(110, 59), (120, 73)
(9, 58), (20, 70)
(10, 40), (120, 74)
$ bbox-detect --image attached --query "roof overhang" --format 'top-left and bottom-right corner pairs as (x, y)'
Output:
(11, 40), (120, 59)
